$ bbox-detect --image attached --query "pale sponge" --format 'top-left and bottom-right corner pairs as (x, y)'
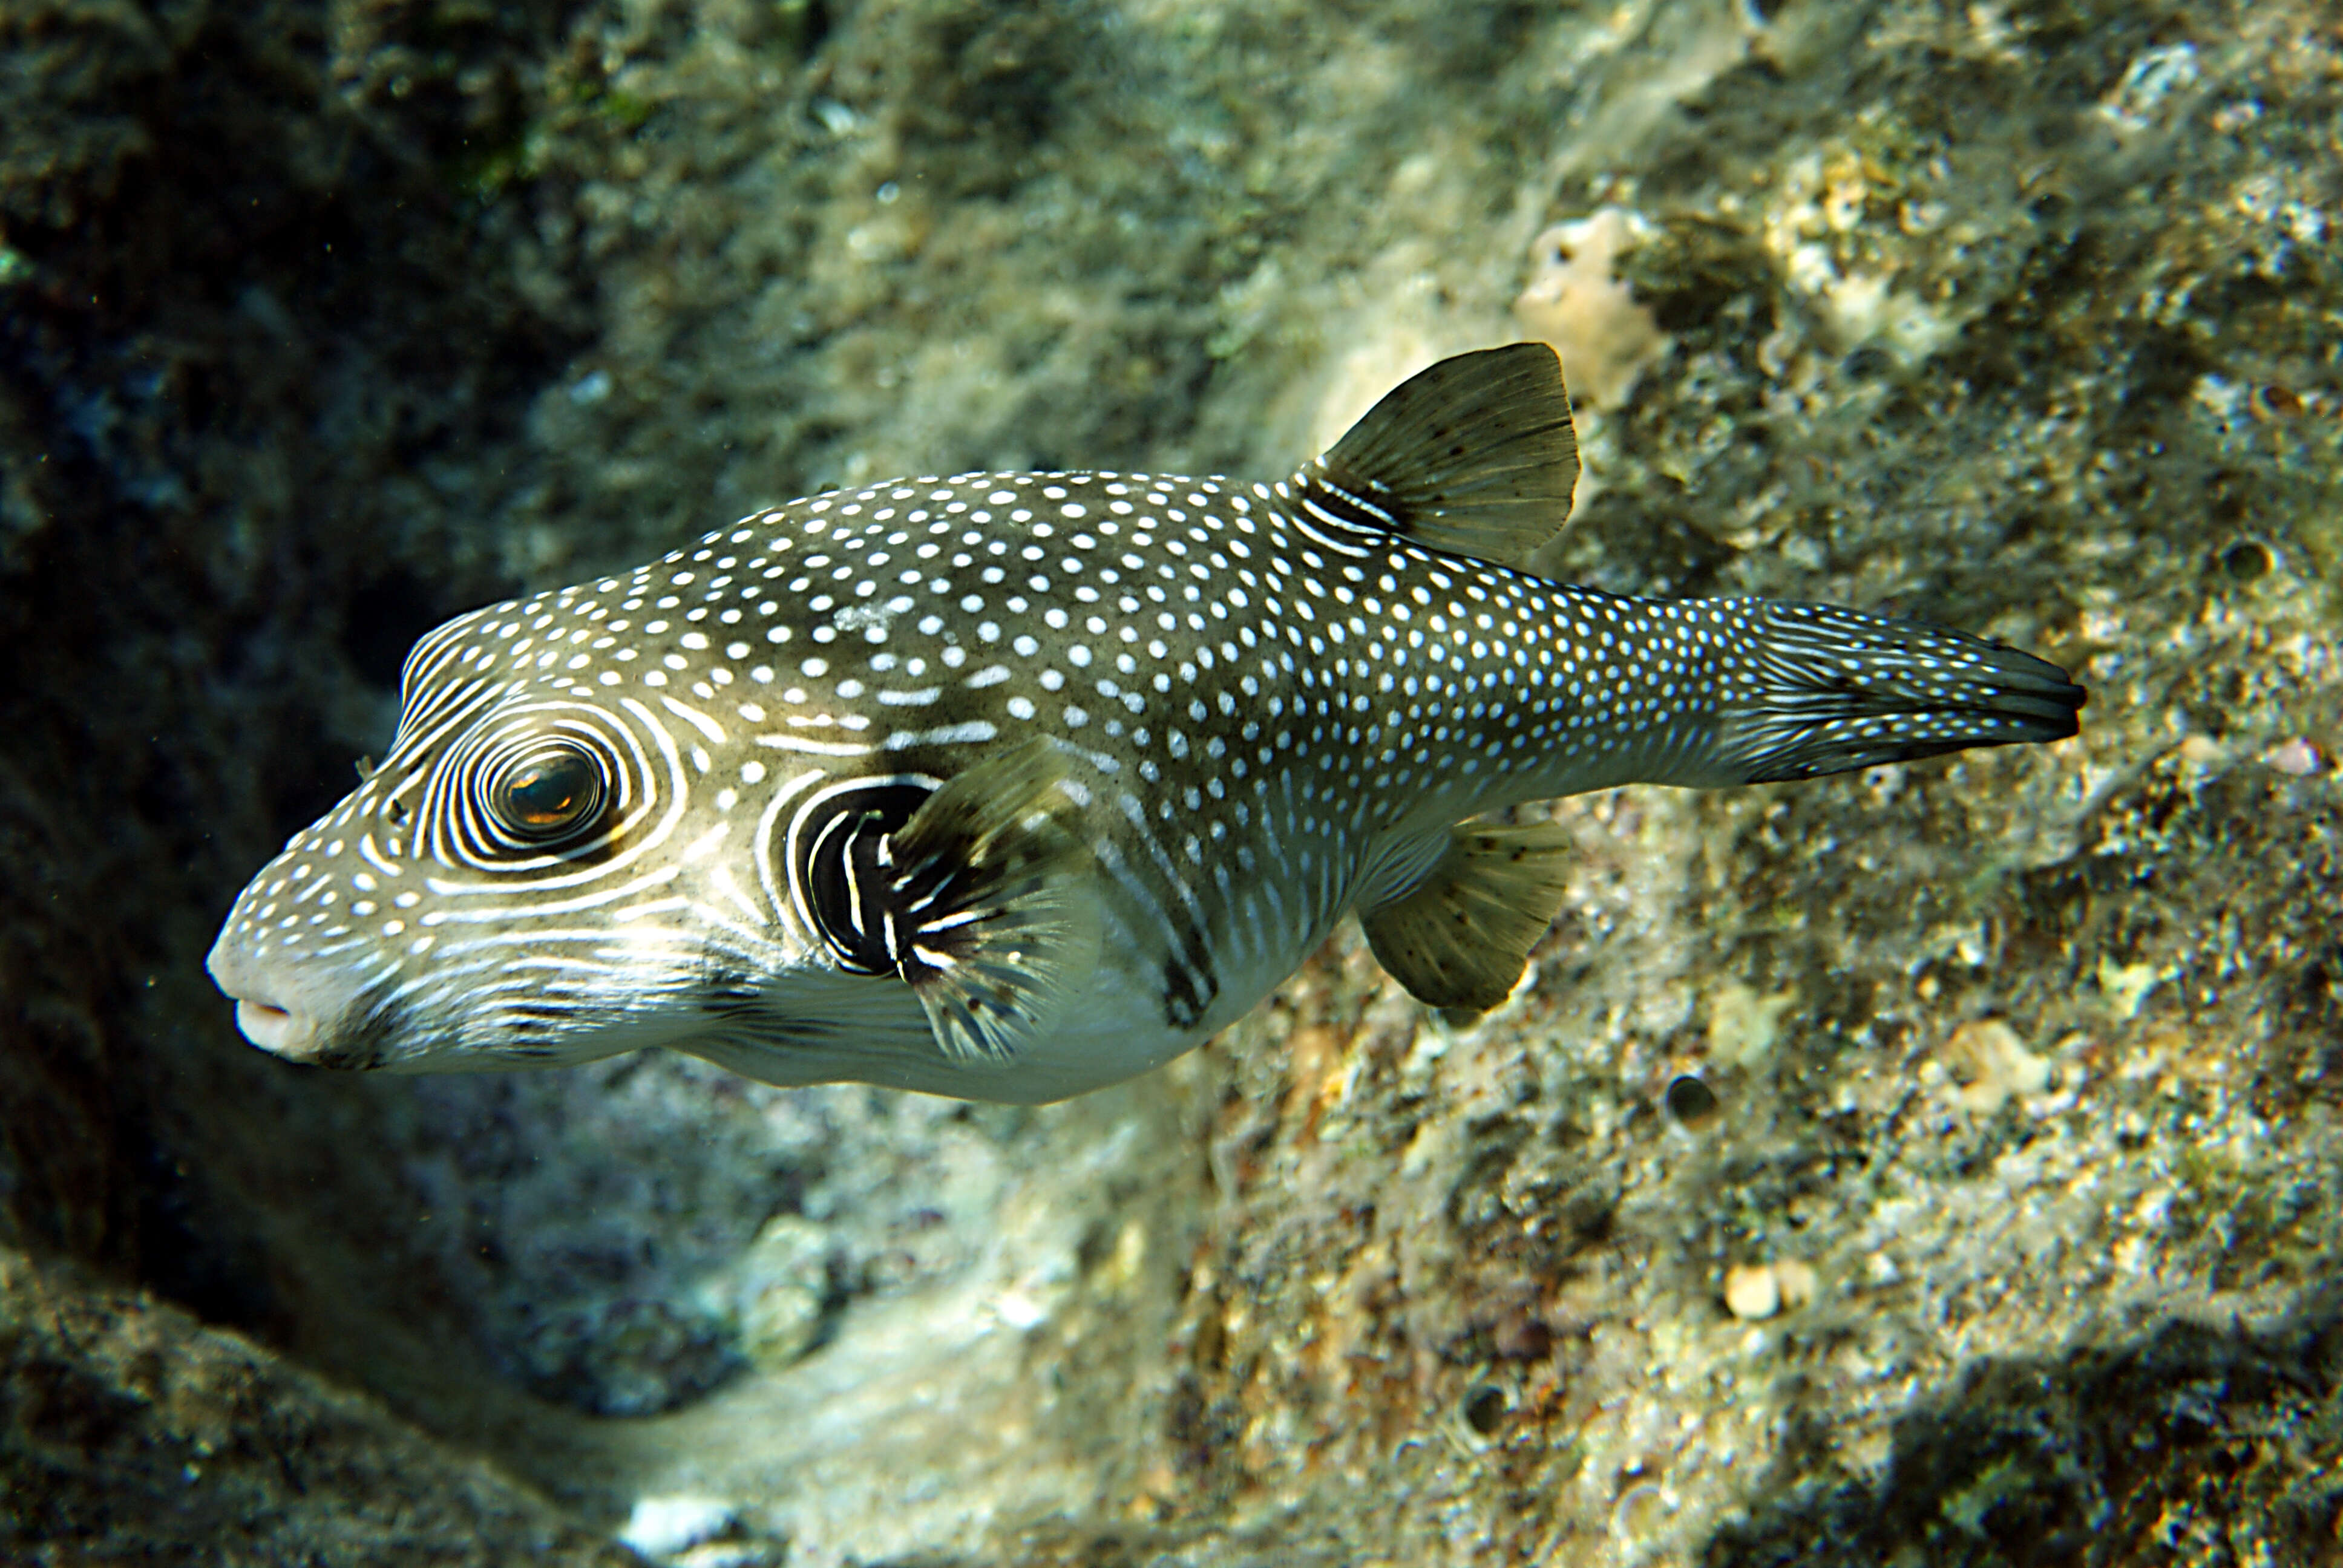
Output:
(1512, 209), (1670, 410)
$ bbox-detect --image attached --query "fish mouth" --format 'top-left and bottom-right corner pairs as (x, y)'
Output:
(232, 996), (313, 1054)
(206, 927), (364, 1065)
(217, 980), (389, 1070)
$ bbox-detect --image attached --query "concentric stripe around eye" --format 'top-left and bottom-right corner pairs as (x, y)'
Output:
(414, 702), (657, 875)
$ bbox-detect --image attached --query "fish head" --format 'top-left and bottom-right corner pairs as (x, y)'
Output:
(205, 589), (844, 1074)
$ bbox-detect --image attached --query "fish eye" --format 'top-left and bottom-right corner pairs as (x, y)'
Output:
(488, 746), (606, 843)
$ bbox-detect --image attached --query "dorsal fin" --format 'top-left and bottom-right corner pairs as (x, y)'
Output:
(1296, 342), (1579, 569)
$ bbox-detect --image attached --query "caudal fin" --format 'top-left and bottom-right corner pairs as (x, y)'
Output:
(1708, 601), (2085, 785)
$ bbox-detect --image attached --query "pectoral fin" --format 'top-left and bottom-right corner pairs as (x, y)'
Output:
(883, 740), (1100, 1064)
(1359, 818), (1576, 1013)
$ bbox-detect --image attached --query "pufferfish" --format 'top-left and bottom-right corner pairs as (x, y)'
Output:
(207, 344), (2083, 1102)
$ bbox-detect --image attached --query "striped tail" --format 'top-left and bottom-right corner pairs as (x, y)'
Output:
(1707, 600), (2085, 785)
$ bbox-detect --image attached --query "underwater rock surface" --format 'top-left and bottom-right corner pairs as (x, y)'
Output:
(4, 0), (2341, 1562)
(0, 1249), (638, 1565)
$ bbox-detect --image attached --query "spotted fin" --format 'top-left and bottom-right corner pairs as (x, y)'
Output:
(885, 739), (1101, 1065)
(1705, 601), (2087, 784)
(1359, 818), (1576, 1013)
(1298, 342), (1579, 569)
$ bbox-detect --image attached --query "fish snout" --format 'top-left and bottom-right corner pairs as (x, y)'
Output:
(205, 925), (370, 1067)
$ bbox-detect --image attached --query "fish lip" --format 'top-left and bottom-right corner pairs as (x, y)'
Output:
(233, 996), (313, 1054)
(225, 989), (388, 1070)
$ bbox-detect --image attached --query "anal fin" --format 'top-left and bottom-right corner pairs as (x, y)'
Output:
(883, 739), (1100, 1065)
(1359, 818), (1575, 1013)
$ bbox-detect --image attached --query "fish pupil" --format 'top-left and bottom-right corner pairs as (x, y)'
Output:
(497, 751), (601, 837)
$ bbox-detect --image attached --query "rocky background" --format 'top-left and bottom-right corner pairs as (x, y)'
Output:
(4, 0), (2341, 1563)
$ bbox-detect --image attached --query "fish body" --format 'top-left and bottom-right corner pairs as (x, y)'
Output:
(207, 345), (2083, 1102)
